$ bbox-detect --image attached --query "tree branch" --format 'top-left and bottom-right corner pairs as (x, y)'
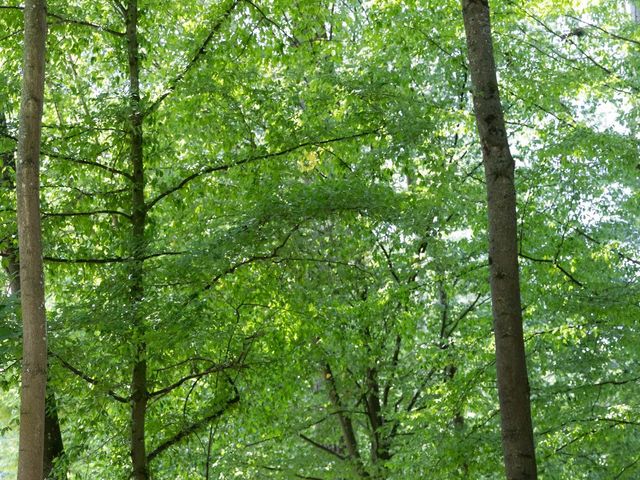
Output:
(46, 150), (132, 180)
(201, 224), (299, 292)
(147, 393), (240, 462)
(299, 434), (346, 461)
(149, 360), (242, 399)
(44, 255), (127, 264)
(519, 252), (584, 287)
(44, 251), (185, 264)
(145, 129), (379, 212)
(51, 353), (128, 403)
(0, 5), (125, 37)
(145, 0), (239, 115)
(43, 209), (132, 220)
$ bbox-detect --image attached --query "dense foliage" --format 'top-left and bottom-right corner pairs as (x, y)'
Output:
(1, 0), (638, 478)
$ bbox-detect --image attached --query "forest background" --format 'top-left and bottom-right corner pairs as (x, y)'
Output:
(0, 0), (639, 478)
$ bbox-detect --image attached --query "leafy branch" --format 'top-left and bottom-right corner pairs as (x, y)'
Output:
(145, 128), (380, 212)
(145, 0), (240, 115)
(51, 352), (129, 403)
(0, 5), (125, 37)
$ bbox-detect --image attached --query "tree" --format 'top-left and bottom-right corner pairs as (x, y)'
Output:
(1, 0), (639, 478)
(460, 0), (537, 478)
(15, 0), (48, 479)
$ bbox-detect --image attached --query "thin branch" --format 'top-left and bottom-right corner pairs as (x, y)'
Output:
(149, 361), (242, 399)
(298, 434), (346, 461)
(145, 129), (379, 212)
(147, 393), (240, 462)
(565, 14), (640, 47)
(375, 238), (400, 283)
(519, 252), (584, 287)
(275, 256), (375, 278)
(43, 209), (132, 220)
(44, 255), (127, 264)
(201, 225), (299, 292)
(445, 293), (484, 338)
(575, 228), (640, 267)
(0, 5), (125, 37)
(242, 0), (300, 46)
(145, 0), (240, 115)
(46, 150), (132, 180)
(51, 353), (128, 403)
(44, 251), (185, 264)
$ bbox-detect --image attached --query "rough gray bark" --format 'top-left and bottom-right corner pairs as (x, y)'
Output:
(15, 1), (48, 479)
(460, 0), (538, 479)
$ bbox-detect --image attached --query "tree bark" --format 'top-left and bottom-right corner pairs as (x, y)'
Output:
(460, 1), (537, 479)
(2, 113), (67, 480)
(322, 364), (369, 478)
(43, 388), (65, 479)
(631, 1), (640, 23)
(15, 1), (48, 479)
(125, 0), (149, 478)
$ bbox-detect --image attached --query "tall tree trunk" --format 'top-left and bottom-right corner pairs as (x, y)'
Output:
(4, 252), (66, 480)
(15, 1), (48, 479)
(125, 0), (149, 478)
(631, 1), (640, 23)
(460, 1), (537, 479)
(3, 113), (67, 480)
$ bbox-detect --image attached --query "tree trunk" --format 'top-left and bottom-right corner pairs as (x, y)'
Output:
(15, 1), (48, 479)
(4, 253), (66, 480)
(5, 109), (66, 480)
(460, 1), (537, 479)
(43, 389), (66, 479)
(2, 112), (67, 479)
(631, 1), (640, 23)
(322, 364), (369, 478)
(125, 0), (149, 478)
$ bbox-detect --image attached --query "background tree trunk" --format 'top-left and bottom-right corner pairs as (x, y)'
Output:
(15, 1), (48, 479)
(125, 0), (149, 478)
(460, 1), (537, 478)
(630, 1), (640, 23)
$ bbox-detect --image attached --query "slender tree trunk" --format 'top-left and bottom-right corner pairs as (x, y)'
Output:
(631, 1), (640, 23)
(15, 1), (48, 479)
(322, 364), (368, 478)
(460, 1), (537, 479)
(5, 253), (66, 480)
(43, 389), (65, 479)
(2, 112), (66, 480)
(125, 0), (149, 478)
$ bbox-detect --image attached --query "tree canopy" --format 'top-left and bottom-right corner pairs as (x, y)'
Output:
(1, 0), (639, 478)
